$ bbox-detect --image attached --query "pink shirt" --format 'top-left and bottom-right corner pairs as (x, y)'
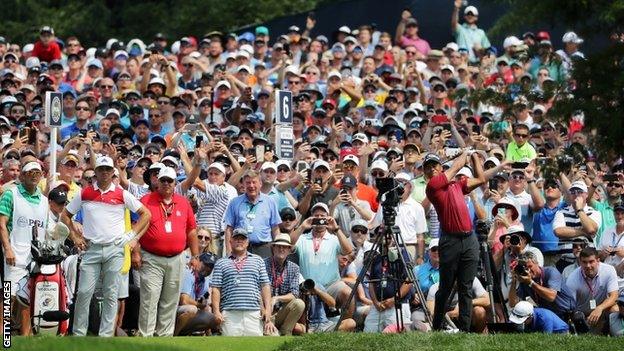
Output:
(399, 36), (431, 56)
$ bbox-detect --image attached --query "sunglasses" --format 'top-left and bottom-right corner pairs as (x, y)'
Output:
(157, 100), (170, 105)
(352, 228), (368, 234)
(100, 85), (114, 89)
(288, 81), (300, 85)
(511, 174), (525, 180)
(323, 156), (337, 162)
(282, 216), (296, 222)
(433, 87), (445, 93)
(545, 184), (559, 190)
(76, 106), (90, 111)
(146, 151), (160, 156)
(607, 183), (622, 188)
(277, 167), (290, 172)
(149, 114), (162, 118)
(137, 162), (151, 168)
(364, 88), (376, 93)
(198, 235), (211, 241)
(83, 176), (94, 183)
(430, 247), (439, 253)
(371, 171), (385, 178)
(514, 133), (529, 138)
(570, 189), (584, 195)
(159, 178), (175, 184)
(406, 51), (417, 55)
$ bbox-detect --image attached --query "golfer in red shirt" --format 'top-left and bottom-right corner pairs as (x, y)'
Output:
(424, 150), (485, 331)
(133, 167), (201, 336)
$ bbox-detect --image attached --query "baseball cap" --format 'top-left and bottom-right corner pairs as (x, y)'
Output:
(208, 162), (226, 174)
(570, 181), (588, 193)
(614, 203), (624, 212)
(157, 166), (177, 180)
(161, 155), (179, 167)
(341, 174), (358, 189)
(509, 301), (533, 324)
(49, 187), (68, 204)
(261, 162), (277, 172)
(484, 156), (501, 168)
(232, 228), (248, 238)
(422, 153), (441, 168)
(95, 156), (114, 169)
(279, 207), (297, 221)
(562, 32), (584, 44)
(464, 6), (479, 16)
(216, 80), (231, 89)
(343, 154), (360, 166)
(456, 166), (473, 178)
(311, 202), (329, 214)
(371, 160), (389, 172)
(350, 219), (369, 231)
(61, 154), (80, 165)
(312, 160), (331, 171)
(428, 238), (439, 250)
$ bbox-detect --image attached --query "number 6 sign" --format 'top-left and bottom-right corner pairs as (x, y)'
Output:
(276, 90), (293, 124)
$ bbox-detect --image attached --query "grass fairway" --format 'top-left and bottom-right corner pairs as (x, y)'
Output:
(12, 332), (620, 351)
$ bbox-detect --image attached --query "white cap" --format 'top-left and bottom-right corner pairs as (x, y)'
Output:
(149, 162), (165, 171)
(157, 166), (177, 180)
(570, 180), (588, 193)
(352, 133), (369, 144)
(457, 166), (473, 178)
(105, 108), (120, 118)
(216, 80), (231, 89)
(441, 64), (455, 75)
(189, 51), (202, 59)
(113, 50), (129, 59)
(464, 5), (479, 16)
(328, 71), (342, 80)
(509, 301), (534, 324)
(23, 43), (34, 54)
(236, 50), (250, 59)
(261, 162), (277, 172)
(311, 202), (329, 214)
(208, 162), (226, 174)
(148, 77), (165, 86)
(503, 36), (522, 49)
(25, 57), (40, 69)
(237, 65), (251, 73)
(343, 155), (360, 166)
(533, 104), (546, 113)
(395, 172), (412, 182)
(444, 42), (459, 52)
(240, 44), (254, 55)
(371, 160), (388, 172)
(484, 156), (501, 167)
(562, 32), (584, 44)
(95, 156), (114, 169)
(22, 161), (42, 173)
(312, 160), (331, 171)
(284, 65), (299, 76)
(338, 25), (351, 34)
(428, 238), (439, 250)
(161, 156), (179, 167)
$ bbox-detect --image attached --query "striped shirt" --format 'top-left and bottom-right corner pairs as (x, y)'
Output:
(552, 205), (601, 254)
(195, 180), (237, 233)
(211, 253), (269, 311)
(128, 181), (150, 199)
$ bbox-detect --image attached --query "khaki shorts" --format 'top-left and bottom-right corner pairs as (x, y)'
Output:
(221, 310), (263, 336)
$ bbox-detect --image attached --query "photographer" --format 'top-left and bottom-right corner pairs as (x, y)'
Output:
(509, 251), (576, 319)
(264, 234), (305, 336)
(175, 253), (219, 336)
(290, 203), (354, 316)
(424, 149), (486, 332)
(303, 279), (357, 333)
(297, 160), (338, 217)
(370, 173), (428, 263)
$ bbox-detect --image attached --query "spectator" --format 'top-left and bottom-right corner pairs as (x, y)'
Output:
(505, 124), (537, 161)
(211, 228), (277, 336)
(331, 174), (373, 235)
(224, 170), (281, 258)
(506, 164), (544, 233)
(562, 237), (589, 280)
(598, 203), (624, 270)
(609, 293), (624, 337)
(532, 178), (568, 267)
(135, 167), (199, 336)
(566, 247), (619, 334)
(176, 252), (219, 336)
(290, 202), (354, 316)
(450, 1), (490, 63)
(509, 251), (576, 319)
(589, 175), (623, 247)
(264, 234), (305, 336)
(426, 277), (490, 333)
(395, 10), (430, 58)
(509, 301), (569, 334)
(31, 26), (61, 63)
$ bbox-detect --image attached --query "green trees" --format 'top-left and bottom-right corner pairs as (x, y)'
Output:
(0, 0), (324, 46)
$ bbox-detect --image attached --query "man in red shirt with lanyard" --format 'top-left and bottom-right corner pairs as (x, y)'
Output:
(424, 150), (485, 331)
(133, 167), (201, 336)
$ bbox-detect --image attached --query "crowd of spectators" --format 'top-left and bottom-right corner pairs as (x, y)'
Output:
(0, 0), (623, 337)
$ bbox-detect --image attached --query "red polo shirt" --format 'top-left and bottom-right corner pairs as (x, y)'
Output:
(425, 173), (472, 234)
(139, 192), (196, 257)
(31, 41), (62, 63)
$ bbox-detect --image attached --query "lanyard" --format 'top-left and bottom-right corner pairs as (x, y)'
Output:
(232, 255), (248, 273)
(271, 258), (286, 291)
(312, 234), (324, 254)
(161, 201), (174, 218)
(582, 273), (598, 297)
(612, 232), (624, 247)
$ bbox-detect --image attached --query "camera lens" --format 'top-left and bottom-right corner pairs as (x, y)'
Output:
(509, 234), (521, 246)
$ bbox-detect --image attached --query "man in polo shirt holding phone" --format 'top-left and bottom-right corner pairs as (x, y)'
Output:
(424, 150), (486, 331)
(134, 167), (200, 336)
(61, 156), (151, 337)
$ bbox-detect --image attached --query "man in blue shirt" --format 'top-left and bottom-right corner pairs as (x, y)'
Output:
(175, 253), (218, 335)
(509, 301), (569, 334)
(532, 179), (566, 266)
(224, 170), (281, 258)
(451, 1), (491, 63)
(414, 238), (440, 296)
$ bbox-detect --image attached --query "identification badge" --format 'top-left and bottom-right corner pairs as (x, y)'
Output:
(247, 213), (256, 220)
(247, 225), (253, 234)
(165, 221), (172, 233)
(589, 299), (597, 310)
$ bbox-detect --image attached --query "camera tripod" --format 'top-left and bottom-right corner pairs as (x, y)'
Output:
(334, 204), (432, 332)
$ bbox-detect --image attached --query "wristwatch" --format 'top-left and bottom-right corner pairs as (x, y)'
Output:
(528, 280), (535, 288)
(576, 209), (584, 215)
